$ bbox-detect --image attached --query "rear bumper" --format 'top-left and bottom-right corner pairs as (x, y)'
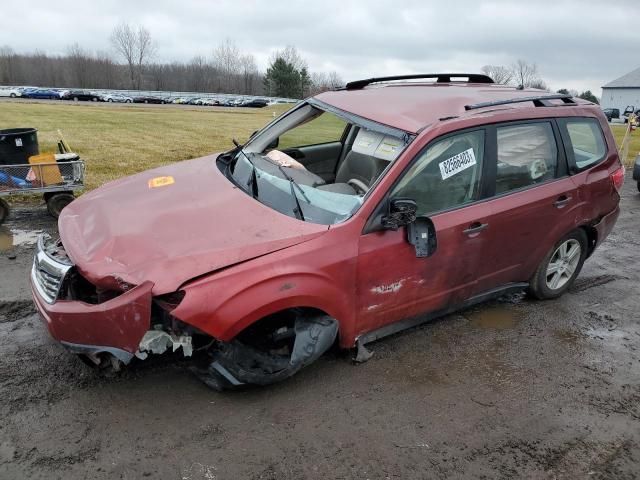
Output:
(31, 277), (154, 362)
(592, 205), (620, 250)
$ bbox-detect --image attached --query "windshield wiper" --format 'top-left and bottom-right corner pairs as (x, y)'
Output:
(261, 155), (310, 221)
(232, 139), (258, 199)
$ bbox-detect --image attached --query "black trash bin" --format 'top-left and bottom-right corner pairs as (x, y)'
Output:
(0, 128), (39, 166)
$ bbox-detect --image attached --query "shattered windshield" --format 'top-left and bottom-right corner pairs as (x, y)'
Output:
(227, 103), (411, 225)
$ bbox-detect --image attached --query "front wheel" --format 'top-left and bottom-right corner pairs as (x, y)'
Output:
(528, 229), (588, 300)
(46, 193), (75, 218)
(0, 198), (9, 225)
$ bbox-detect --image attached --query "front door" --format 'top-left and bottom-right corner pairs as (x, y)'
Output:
(355, 128), (491, 337)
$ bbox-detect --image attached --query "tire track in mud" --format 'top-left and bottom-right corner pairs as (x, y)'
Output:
(0, 300), (35, 323)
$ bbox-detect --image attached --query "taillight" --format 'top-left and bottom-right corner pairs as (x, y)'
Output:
(610, 166), (625, 193)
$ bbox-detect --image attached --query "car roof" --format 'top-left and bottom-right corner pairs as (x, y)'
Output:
(315, 82), (593, 134)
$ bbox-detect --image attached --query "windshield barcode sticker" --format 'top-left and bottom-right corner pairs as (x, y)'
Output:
(439, 148), (476, 180)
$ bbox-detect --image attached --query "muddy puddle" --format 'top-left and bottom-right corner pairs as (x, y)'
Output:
(0, 226), (41, 251)
(464, 305), (521, 330)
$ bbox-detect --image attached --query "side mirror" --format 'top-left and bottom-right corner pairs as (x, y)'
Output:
(381, 198), (437, 258)
(381, 198), (417, 231)
(407, 217), (437, 258)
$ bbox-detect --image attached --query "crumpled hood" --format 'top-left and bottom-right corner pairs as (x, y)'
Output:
(59, 154), (328, 294)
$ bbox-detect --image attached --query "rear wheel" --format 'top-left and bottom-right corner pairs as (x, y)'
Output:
(0, 198), (9, 225)
(528, 229), (588, 300)
(9, 93), (16, 98)
(46, 193), (75, 218)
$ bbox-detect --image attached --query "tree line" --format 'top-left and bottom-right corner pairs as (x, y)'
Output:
(0, 23), (344, 98)
(481, 60), (599, 103)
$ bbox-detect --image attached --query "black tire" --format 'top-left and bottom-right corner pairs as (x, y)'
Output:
(0, 198), (9, 225)
(46, 193), (75, 218)
(73, 97), (78, 101)
(108, 98), (113, 102)
(92, 97), (97, 102)
(126, 99), (132, 103)
(9, 93), (16, 98)
(528, 229), (588, 300)
(144, 100), (149, 104)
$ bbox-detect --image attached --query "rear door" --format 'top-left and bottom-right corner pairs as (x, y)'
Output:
(278, 112), (348, 182)
(356, 128), (491, 336)
(469, 119), (580, 295)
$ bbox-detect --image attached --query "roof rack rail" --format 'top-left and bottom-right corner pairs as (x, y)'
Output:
(344, 73), (495, 90)
(465, 94), (576, 111)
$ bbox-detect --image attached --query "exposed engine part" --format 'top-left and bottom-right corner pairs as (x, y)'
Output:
(135, 330), (193, 360)
(192, 314), (338, 391)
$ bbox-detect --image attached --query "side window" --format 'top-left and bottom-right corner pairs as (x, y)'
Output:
(565, 118), (606, 170)
(391, 130), (484, 215)
(496, 123), (557, 194)
(278, 112), (347, 149)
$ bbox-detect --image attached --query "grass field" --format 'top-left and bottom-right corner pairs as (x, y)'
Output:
(0, 101), (638, 195)
(0, 101), (294, 190)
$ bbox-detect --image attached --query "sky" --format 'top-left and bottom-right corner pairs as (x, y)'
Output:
(2, 0), (638, 95)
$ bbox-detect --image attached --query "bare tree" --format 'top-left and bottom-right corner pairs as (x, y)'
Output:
(272, 45), (307, 71)
(110, 23), (156, 89)
(239, 54), (258, 94)
(0, 46), (18, 84)
(480, 65), (513, 85)
(510, 59), (541, 89)
(309, 71), (344, 94)
(66, 43), (91, 88)
(212, 39), (241, 93)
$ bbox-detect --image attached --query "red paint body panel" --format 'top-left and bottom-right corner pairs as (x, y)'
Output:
(32, 281), (153, 354)
(31, 84), (622, 355)
(58, 155), (328, 295)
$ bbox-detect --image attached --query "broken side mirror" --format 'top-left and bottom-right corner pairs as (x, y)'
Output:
(407, 217), (437, 258)
(381, 198), (417, 231)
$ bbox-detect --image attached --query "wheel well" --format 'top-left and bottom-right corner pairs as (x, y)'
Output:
(580, 225), (598, 257)
(235, 307), (338, 350)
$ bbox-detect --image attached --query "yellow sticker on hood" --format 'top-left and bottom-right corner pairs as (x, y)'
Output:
(148, 176), (175, 188)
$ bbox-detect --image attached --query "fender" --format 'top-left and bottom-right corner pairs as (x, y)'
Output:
(171, 239), (359, 348)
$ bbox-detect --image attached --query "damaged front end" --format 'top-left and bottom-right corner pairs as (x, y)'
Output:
(31, 234), (338, 389)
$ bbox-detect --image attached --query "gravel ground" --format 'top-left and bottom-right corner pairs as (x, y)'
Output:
(0, 180), (638, 480)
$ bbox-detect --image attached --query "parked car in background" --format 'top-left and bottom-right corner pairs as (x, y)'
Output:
(133, 95), (166, 104)
(101, 93), (133, 103)
(602, 108), (620, 121)
(31, 73), (623, 391)
(0, 87), (23, 98)
(60, 90), (100, 101)
(242, 99), (269, 108)
(622, 105), (637, 123)
(21, 88), (60, 99)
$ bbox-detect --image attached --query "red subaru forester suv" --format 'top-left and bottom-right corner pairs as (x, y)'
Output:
(31, 74), (623, 389)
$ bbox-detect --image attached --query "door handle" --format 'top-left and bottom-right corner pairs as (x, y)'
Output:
(553, 195), (572, 208)
(463, 222), (488, 236)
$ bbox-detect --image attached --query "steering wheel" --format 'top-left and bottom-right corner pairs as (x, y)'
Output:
(347, 179), (369, 195)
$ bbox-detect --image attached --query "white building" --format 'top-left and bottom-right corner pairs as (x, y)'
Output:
(601, 67), (640, 112)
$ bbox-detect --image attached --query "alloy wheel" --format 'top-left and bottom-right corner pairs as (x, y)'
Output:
(545, 239), (581, 290)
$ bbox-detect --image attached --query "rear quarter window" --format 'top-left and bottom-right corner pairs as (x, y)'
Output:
(564, 118), (606, 170)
